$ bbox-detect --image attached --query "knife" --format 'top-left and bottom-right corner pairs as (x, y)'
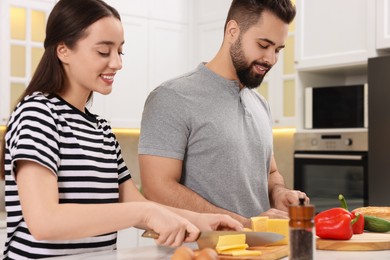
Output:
(141, 230), (284, 248)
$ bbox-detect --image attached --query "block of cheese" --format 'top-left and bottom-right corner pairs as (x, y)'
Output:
(215, 234), (262, 256)
(251, 216), (269, 231)
(265, 219), (289, 245)
(251, 217), (289, 245)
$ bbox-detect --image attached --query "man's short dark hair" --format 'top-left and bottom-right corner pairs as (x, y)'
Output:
(224, 0), (296, 33)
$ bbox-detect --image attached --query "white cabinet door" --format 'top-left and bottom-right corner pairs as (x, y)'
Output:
(376, 0), (390, 49)
(149, 0), (189, 23)
(194, 20), (225, 65)
(90, 16), (149, 128)
(104, 0), (148, 17)
(148, 20), (190, 90)
(195, 0), (231, 23)
(295, 0), (376, 70)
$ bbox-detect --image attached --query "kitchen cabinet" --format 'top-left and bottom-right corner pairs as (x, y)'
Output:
(295, 0), (376, 70)
(194, 0), (231, 24)
(91, 0), (190, 128)
(105, 0), (189, 23)
(149, 0), (189, 24)
(376, 0), (390, 49)
(0, 0), (55, 125)
(294, 0), (376, 130)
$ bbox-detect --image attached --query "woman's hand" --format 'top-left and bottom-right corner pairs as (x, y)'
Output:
(143, 203), (200, 247)
(191, 213), (244, 232)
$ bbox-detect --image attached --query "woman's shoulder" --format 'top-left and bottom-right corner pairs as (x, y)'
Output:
(17, 92), (57, 109)
(8, 92), (61, 125)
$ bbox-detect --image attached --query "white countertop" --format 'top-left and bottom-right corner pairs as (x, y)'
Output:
(42, 245), (390, 260)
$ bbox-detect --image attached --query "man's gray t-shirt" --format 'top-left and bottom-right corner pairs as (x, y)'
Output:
(139, 63), (273, 217)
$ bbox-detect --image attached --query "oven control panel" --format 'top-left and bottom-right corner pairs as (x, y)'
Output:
(294, 131), (368, 151)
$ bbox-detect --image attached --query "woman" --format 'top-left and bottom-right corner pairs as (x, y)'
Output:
(1, 0), (242, 259)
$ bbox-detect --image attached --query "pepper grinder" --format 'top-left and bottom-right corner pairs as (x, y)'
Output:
(288, 197), (315, 260)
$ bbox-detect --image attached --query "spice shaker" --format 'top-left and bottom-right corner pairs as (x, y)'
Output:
(288, 197), (315, 260)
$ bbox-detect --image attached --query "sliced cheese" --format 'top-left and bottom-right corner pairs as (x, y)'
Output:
(251, 216), (269, 231)
(221, 249), (262, 256)
(215, 234), (262, 256)
(266, 219), (289, 245)
(216, 243), (248, 253)
(216, 234), (246, 247)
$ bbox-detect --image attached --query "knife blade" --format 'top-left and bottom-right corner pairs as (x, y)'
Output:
(196, 231), (284, 249)
(141, 230), (284, 248)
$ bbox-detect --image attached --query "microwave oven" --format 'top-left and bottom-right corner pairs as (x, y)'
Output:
(305, 84), (368, 129)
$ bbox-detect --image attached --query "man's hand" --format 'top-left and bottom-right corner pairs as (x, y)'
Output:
(268, 156), (310, 212)
(271, 186), (309, 212)
(259, 208), (289, 219)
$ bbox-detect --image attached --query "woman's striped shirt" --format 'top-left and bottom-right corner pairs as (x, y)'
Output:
(3, 92), (131, 259)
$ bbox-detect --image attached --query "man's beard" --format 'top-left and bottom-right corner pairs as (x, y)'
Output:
(230, 36), (271, 89)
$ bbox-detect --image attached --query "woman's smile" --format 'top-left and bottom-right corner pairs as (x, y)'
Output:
(100, 73), (116, 84)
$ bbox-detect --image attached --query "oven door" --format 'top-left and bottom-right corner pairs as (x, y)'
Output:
(294, 151), (368, 213)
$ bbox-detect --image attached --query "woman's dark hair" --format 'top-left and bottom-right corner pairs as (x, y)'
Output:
(224, 0), (296, 33)
(1, 0), (121, 179)
(25, 0), (121, 99)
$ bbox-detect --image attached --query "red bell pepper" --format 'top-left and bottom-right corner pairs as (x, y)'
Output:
(338, 194), (365, 234)
(314, 208), (356, 240)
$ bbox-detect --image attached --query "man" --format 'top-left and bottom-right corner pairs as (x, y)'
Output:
(138, 0), (308, 227)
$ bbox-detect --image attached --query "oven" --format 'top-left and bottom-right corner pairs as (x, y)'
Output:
(294, 131), (368, 213)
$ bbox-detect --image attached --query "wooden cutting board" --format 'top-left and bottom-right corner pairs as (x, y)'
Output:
(316, 232), (390, 251)
(217, 245), (289, 260)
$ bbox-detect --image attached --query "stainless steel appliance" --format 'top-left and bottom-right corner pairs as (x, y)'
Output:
(294, 131), (368, 213)
(305, 84), (368, 129)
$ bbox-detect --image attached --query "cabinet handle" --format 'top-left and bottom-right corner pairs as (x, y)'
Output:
(294, 154), (363, 160)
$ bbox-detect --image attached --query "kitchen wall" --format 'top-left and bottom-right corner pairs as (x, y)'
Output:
(0, 128), (295, 210)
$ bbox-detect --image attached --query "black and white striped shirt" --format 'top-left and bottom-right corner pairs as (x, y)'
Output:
(3, 92), (131, 259)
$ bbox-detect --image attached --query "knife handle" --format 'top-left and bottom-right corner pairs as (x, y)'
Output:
(141, 230), (191, 239)
(141, 230), (160, 239)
